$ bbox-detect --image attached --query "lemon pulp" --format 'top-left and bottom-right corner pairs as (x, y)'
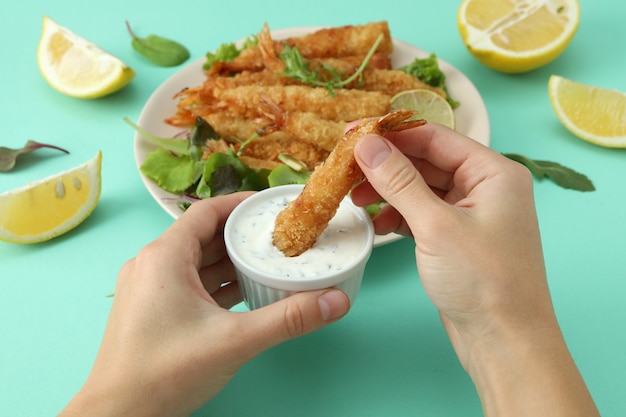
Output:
(457, 0), (580, 73)
(390, 89), (456, 129)
(0, 152), (102, 243)
(37, 16), (135, 99)
(548, 75), (626, 148)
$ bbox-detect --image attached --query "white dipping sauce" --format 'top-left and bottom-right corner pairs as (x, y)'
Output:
(229, 194), (370, 279)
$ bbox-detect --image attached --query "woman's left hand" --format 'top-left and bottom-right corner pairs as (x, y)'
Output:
(59, 192), (350, 417)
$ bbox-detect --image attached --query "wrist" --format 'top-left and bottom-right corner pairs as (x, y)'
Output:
(464, 314), (599, 417)
(58, 372), (175, 417)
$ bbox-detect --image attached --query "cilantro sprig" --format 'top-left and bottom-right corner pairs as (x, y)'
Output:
(276, 34), (384, 96)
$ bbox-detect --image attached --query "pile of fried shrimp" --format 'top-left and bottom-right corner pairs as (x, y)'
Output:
(165, 21), (444, 171)
(166, 22), (438, 256)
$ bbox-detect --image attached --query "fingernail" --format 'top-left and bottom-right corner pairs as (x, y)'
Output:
(318, 289), (349, 321)
(357, 135), (391, 169)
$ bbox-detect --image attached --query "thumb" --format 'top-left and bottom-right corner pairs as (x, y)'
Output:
(235, 289), (350, 360)
(354, 134), (441, 225)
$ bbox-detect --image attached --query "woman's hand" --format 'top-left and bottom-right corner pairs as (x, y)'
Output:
(352, 123), (549, 355)
(60, 192), (350, 417)
(352, 122), (599, 417)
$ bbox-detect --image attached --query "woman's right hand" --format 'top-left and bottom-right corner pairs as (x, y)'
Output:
(351, 122), (599, 417)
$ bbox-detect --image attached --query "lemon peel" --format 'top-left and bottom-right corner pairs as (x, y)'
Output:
(457, 0), (580, 73)
(548, 75), (626, 148)
(37, 16), (135, 99)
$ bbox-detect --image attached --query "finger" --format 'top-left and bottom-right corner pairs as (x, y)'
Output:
(200, 238), (227, 268)
(384, 123), (510, 199)
(351, 159), (452, 208)
(198, 255), (237, 294)
(232, 289), (350, 362)
(384, 122), (485, 173)
(350, 180), (383, 207)
(162, 192), (254, 269)
(211, 281), (243, 309)
(168, 192), (254, 249)
(371, 204), (413, 237)
(354, 134), (446, 235)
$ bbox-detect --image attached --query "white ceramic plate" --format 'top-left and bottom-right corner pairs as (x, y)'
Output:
(133, 26), (490, 247)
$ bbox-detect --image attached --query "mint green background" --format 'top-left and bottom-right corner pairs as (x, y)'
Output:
(1, 1), (625, 416)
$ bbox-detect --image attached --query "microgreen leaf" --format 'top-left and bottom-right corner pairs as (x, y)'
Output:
(195, 152), (269, 198)
(205, 164), (242, 197)
(190, 117), (219, 146)
(267, 164), (311, 187)
(0, 140), (69, 172)
(126, 21), (190, 67)
(503, 153), (596, 192)
(235, 132), (259, 157)
(277, 34), (383, 96)
(124, 117), (189, 155)
(203, 36), (258, 70)
(188, 117), (220, 161)
(399, 53), (460, 108)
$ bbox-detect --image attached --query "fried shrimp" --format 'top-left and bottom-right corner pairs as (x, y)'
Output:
(272, 110), (426, 257)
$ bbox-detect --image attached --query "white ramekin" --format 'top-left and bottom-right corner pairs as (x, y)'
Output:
(224, 184), (374, 310)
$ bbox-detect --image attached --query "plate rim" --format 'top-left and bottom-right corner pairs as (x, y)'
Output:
(133, 26), (491, 247)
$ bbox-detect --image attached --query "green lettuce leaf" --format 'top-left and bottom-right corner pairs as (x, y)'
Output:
(267, 164), (311, 187)
(399, 53), (460, 108)
(195, 151), (270, 198)
(140, 149), (203, 193)
(124, 117), (189, 155)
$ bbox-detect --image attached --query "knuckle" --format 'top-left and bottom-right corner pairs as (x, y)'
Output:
(283, 299), (307, 338)
(385, 162), (421, 197)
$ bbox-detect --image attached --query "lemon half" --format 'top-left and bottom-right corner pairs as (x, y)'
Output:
(37, 16), (135, 99)
(0, 152), (102, 243)
(457, 0), (580, 73)
(548, 75), (626, 148)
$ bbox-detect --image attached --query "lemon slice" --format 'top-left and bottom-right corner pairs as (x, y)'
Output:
(37, 16), (135, 99)
(390, 89), (456, 129)
(548, 75), (626, 148)
(0, 152), (102, 243)
(457, 0), (580, 73)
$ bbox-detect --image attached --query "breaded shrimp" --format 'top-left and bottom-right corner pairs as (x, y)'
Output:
(272, 109), (426, 257)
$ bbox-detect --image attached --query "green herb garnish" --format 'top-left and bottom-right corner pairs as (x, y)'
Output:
(203, 36), (258, 70)
(399, 53), (459, 108)
(123, 117), (189, 155)
(195, 149), (270, 198)
(267, 163), (311, 187)
(128, 117), (280, 199)
(126, 21), (190, 67)
(140, 149), (202, 193)
(276, 34), (384, 96)
(503, 153), (595, 192)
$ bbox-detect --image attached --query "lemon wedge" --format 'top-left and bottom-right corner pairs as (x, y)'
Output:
(37, 16), (135, 99)
(548, 75), (626, 148)
(0, 152), (102, 243)
(390, 89), (456, 129)
(457, 0), (580, 73)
